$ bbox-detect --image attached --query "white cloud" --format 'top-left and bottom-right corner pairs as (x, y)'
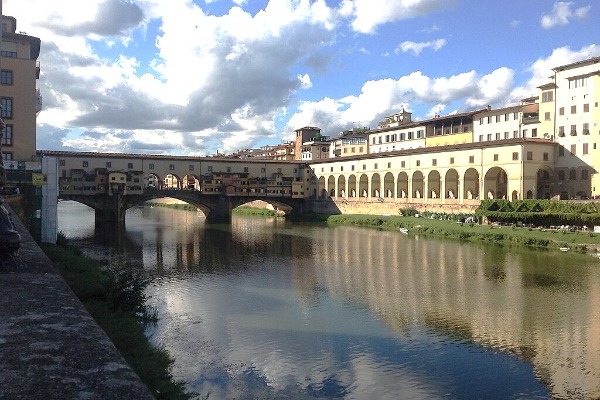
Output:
(397, 39), (447, 56)
(541, 1), (591, 29)
(509, 44), (600, 101)
(298, 74), (313, 89)
(345, 0), (456, 34)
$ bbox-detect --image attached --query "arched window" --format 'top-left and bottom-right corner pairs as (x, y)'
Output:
(581, 169), (589, 180)
(558, 170), (565, 181)
(569, 170), (577, 180)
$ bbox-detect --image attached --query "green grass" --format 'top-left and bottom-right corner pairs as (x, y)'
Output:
(321, 214), (600, 253)
(41, 242), (193, 400)
(232, 206), (278, 217)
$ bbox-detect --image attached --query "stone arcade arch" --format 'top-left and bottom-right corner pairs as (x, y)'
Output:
(163, 174), (181, 189)
(348, 175), (357, 197)
(397, 172), (409, 199)
(484, 167), (508, 200)
(359, 174), (368, 198)
(445, 169), (459, 200)
(371, 173), (381, 198)
(183, 174), (200, 190)
(412, 171), (424, 199)
(463, 168), (479, 200)
(383, 172), (394, 198)
(427, 170), (441, 199)
(318, 176), (326, 198)
(328, 175), (336, 197)
(338, 175), (347, 198)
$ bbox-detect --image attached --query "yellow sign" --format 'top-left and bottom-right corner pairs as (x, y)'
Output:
(32, 173), (46, 186)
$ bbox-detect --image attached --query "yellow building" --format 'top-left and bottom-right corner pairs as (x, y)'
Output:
(0, 14), (41, 162)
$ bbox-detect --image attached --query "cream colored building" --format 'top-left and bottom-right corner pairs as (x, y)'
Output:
(547, 57), (600, 199)
(0, 14), (40, 162)
(329, 134), (368, 158)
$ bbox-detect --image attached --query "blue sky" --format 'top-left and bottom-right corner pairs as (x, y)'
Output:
(5, 0), (600, 156)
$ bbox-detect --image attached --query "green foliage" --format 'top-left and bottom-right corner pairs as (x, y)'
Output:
(41, 243), (192, 399)
(476, 200), (600, 226)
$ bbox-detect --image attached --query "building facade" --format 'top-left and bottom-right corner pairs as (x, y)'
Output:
(0, 14), (41, 163)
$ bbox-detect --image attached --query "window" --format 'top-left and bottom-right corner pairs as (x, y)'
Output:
(542, 91), (553, 102)
(569, 170), (577, 180)
(584, 103), (589, 112)
(351, 165), (355, 171)
(385, 135), (390, 142)
(570, 125), (577, 136)
(478, 135), (483, 142)
(583, 143), (589, 155)
(450, 157), (454, 164)
(504, 132), (509, 139)
(330, 167), (333, 172)
(387, 162), (391, 168)
(453, 127), (459, 133)
(59, 160), (65, 166)
(543, 152), (549, 161)
(83, 161), (88, 167)
(479, 118), (483, 125)
(340, 166), (344, 172)
(432, 159), (437, 166)
(559, 146), (564, 156)
(169, 164), (175, 171)
(1, 70), (13, 85)
(523, 129), (528, 137)
(351, 147), (356, 153)
(583, 123), (590, 135)
(106, 162), (111, 168)
(149, 163), (154, 170)
(496, 115), (501, 122)
(208, 166), (213, 172)
(532, 128), (538, 137)
(512, 152), (519, 161)
(493, 154), (499, 162)
(408, 132), (413, 140)
(416, 160), (420, 167)
(487, 134), (492, 141)
(505, 113), (510, 121)
(189, 164), (194, 171)
(2, 152), (12, 161)
(527, 151), (533, 160)
(513, 112), (518, 119)
(495, 132), (501, 140)
(469, 155), (475, 164)
(374, 163), (378, 169)
(261, 168), (266, 173)
(1, 124), (12, 145)
(582, 169), (589, 180)
(558, 170), (565, 180)
(0, 98), (12, 119)
(513, 130), (519, 138)
(244, 167), (248, 172)
(559, 107), (564, 115)
(128, 163), (133, 169)
(558, 126), (565, 137)
(571, 105), (577, 114)
(545, 112), (551, 120)
(362, 164), (366, 170)
(571, 144), (576, 155)
(227, 167), (232, 172)
(487, 116), (492, 123)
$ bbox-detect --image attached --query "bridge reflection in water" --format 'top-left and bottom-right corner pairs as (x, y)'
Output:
(63, 203), (600, 399)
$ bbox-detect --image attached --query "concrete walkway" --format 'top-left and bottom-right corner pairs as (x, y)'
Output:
(0, 206), (154, 400)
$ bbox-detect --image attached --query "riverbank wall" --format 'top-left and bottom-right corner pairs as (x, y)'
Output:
(308, 198), (479, 216)
(0, 206), (154, 399)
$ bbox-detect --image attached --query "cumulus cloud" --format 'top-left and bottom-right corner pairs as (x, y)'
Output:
(396, 39), (447, 56)
(282, 68), (513, 137)
(541, 1), (591, 29)
(344, 0), (457, 34)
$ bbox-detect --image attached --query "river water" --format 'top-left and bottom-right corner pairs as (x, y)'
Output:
(57, 200), (600, 400)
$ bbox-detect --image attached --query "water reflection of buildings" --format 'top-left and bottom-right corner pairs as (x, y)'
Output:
(292, 227), (600, 399)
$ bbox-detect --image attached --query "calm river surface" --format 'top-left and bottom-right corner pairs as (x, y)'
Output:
(57, 201), (600, 400)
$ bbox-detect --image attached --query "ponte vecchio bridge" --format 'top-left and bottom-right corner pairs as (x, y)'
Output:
(38, 150), (314, 224)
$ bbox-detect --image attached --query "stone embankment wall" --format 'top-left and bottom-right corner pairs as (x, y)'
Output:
(0, 206), (154, 399)
(309, 199), (479, 216)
